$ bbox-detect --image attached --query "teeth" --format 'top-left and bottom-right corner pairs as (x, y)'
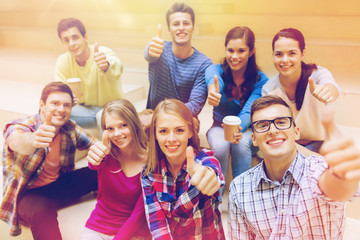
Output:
(269, 139), (283, 144)
(167, 145), (178, 149)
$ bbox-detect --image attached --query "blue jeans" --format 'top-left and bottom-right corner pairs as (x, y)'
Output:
(207, 124), (253, 179)
(71, 104), (103, 129)
(17, 167), (98, 240)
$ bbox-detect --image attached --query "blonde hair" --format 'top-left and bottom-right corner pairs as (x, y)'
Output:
(145, 99), (200, 175)
(101, 99), (148, 160)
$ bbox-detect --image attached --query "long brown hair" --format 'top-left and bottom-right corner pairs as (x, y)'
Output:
(144, 99), (200, 175)
(272, 28), (317, 111)
(221, 26), (260, 108)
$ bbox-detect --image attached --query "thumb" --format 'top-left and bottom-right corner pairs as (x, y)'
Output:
(322, 105), (341, 141)
(214, 75), (220, 93)
(94, 42), (99, 53)
(157, 24), (162, 38)
(45, 111), (52, 125)
(186, 146), (196, 176)
(308, 77), (316, 93)
(102, 130), (109, 147)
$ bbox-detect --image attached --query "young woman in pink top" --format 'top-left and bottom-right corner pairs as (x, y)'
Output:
(81, 99), (151, 240)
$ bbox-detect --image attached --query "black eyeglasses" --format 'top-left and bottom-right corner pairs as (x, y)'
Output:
(252, 117), (293, 133)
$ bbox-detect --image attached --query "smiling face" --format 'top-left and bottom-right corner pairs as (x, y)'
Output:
(40, 91), (72, 128)
(225, 38), (253, 73)
(273, 37), (304, 78)
(155, 112), (193, 165)
(60, 26), (89, 60)
(105, 114), (133, 150)
(168, 12), (194, 46)
(252, 104), (300, 163)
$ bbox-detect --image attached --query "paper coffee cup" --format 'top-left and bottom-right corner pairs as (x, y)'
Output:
(223, 116), (241, 143)
(66, 78), (82, 100)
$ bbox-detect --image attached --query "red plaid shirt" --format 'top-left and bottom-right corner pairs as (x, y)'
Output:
(0, 113), (94, 236)
(141, 149), (225, 240)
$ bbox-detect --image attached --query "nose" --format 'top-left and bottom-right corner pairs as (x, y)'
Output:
(268, 122), (279, 134)
(69, 38), (75, 46)
(168, 131), (176, 142)
(281, 54), (289, 63)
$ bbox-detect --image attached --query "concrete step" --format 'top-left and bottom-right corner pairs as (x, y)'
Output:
(0, 78), (144, 116)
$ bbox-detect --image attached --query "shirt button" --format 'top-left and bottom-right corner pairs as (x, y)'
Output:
(281, 186), (285, 191)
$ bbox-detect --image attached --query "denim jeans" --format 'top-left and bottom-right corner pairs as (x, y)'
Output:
(17, 167), (98, 240)
(71, 104), (103, 129)
(207, 125), (253, 179)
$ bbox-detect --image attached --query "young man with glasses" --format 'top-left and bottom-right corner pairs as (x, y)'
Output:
(228, 95), (360, 239)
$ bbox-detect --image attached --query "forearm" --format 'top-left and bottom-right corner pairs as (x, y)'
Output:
(8, 132), (36, 155)
(319, 170), (359, 201)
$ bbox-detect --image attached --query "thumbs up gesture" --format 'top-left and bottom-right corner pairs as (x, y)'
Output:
(320, 105), (360, 180)
(94, 42), (110, 72)
(207, 75), (222, 106)
(186, 146), (220, 196)
(33, 111), (56, 148)
(87, 130), (111, 166)
(308, 77), (336, 103)
(148, 24), (164, 58)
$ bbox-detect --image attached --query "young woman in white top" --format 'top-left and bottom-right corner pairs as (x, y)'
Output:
(262, 28), (340, 152)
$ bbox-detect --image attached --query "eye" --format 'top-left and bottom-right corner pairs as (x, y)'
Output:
(106, 127), (113, 131)
(121, 123), (127, 128)
(275, 118), (289, 126)
(275, 52), (282, 57)
(158, 129), (167, 134)
(255, 121), (269, 129)
(64, 103), (72, 108)
(176, 128), (185, 133)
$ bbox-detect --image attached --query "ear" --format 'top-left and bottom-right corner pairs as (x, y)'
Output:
(249, 48), (255, 58)
(300, 49), (305, 61)
(84, 33), (88, 41)
(39, 100), (45, 109)
(294, 126), (300, 141)
(252, 132), (258, 147)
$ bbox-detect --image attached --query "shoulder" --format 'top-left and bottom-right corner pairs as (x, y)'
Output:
(229, 164), (261, 198)
(262, 74), (280, 93)
(255, 71), (269, 86)
(205, 64), (222, 73)
(192, 48), (212, 64)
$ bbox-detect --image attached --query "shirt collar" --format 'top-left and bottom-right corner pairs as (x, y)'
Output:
(255, 151), (304, 189)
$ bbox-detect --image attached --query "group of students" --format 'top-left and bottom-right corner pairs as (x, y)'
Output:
(1, 1), (360, 240)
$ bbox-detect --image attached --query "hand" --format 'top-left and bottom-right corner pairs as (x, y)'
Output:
(139, 113), (153, 130)
(187, 146), (220, 196)
(73, 96), (80, 106)
(308, 77), (336, 103)
(148, 24), (164, 58)
(207, 75), (222, 107)
(33, 111), (56, 148)
(94, 42), (110, 72)
(320, 105), (360, 180)
(221, 124), (243, 144)
(87, 130), (111, 166)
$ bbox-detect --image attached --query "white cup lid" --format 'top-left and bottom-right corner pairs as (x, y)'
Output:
(66, 78), (81, 83)
(222, 116), (241, 125)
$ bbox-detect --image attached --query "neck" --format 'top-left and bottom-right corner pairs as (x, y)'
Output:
(172, 43), (194, 59)
(263, 150), (297, 182)
(231, 69), (246, 87)
(75, 46), (90, 66)
(166, 157), (185, 178)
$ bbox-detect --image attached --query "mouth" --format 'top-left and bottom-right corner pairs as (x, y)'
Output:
(176, 32), (187, 38)
(165, 144), (180, 152)
(266, 138), (285, 146)
(114, 137), (126, 143)
(280, 65), (292, 71)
